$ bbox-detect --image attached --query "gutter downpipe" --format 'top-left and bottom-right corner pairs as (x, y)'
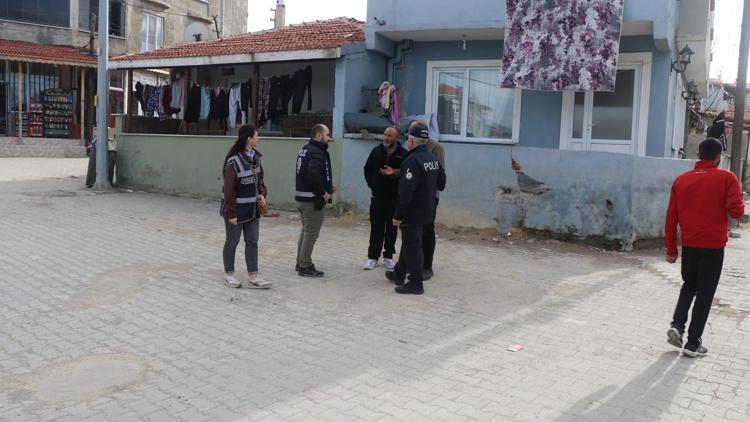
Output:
(388, 39), (414, 86)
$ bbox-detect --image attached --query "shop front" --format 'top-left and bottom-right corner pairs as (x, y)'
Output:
(0, 40), (97, 156)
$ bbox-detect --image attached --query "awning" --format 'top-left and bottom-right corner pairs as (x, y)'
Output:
(0, 39), (97, 68)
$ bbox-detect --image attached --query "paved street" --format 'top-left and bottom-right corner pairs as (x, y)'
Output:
(1, 157), (749, 422)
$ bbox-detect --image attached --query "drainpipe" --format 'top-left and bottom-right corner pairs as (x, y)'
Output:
(221, 0), (225, 37)
(388, 39), (413, 86)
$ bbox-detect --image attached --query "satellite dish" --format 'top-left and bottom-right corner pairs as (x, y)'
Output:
(184, 21), (211, 43)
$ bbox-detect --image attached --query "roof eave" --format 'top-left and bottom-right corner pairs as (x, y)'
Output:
(110, 47), (342, 70)
(0, 55), (97, 68)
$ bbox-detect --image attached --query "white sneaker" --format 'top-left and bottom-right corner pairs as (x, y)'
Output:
(363, 259), (378, 270)
(247, 273), (272, 289)
(224, 273), (241, 288)
(383, 258), (396, 270)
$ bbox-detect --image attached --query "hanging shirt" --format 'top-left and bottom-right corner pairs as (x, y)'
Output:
(199, 87), (210, 119)
(170, 76), (185, 109)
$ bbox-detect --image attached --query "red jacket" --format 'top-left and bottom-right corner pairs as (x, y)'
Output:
(665, 160), (745, 256)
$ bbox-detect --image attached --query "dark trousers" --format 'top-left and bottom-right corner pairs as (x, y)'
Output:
(394, 223), (424, 283)
(223, 219), (260, 273)
(422, 198), (439, 270)
(671, 247), (725, 346)
(368, 197), (398, 260)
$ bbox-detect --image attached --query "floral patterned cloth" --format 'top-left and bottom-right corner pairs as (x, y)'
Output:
(499, 0), (625, 92)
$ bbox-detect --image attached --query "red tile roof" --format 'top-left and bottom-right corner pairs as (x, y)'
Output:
(113, 17), (364, 62)
(0, 39), (97, 67)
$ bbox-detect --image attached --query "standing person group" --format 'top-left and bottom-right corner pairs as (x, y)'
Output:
(218, 120), (446, 295)
(664, 138), (745, 357)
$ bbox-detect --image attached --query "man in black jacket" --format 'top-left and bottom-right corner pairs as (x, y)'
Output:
(363, 127), (408, 271)
(386, 124), (446, 294)
(294, 124), (334, 277)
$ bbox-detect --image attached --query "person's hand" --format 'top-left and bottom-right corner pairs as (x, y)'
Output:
(380, 165), (395, 176)
(323, 192), (330, 204)
(229, 218), (238, 225)
(666, 254), (678, 264)
(331, 185), (337, 194)
(392, 219), (401, 226)
(257, 194), (266, 206)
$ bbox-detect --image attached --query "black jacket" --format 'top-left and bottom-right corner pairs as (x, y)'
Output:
(364, 142), (408, 199)
(394, 144), (446, 225)
(295, 140), (333, 209)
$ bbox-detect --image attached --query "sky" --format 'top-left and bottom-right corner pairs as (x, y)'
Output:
(711, 0), (743, 82)
(247, 0), (367, 33)
(247, 0), (744, 83)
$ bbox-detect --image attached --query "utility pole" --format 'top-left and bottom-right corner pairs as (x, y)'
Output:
(731, 0), (750, 181)
(94, 0), (111, 190)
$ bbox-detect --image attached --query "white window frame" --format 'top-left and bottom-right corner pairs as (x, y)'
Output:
(425, 60), (522, 144)
(141, 13), (164, 52)
(559, 52), (652, 156)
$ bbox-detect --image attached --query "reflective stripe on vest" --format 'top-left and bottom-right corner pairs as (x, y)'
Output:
(237, 197), (257, 204)
(295, 191), (315, 198)
(228, 156), (252, 178)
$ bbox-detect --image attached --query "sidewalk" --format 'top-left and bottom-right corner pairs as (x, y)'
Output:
(1, 158), (749, 421)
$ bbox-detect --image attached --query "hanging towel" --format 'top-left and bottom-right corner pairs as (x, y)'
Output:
(499, 0), (625, 91)
(378, 82), (399, 125)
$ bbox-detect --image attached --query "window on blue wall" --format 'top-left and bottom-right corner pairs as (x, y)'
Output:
(427, 60), (521, 144)
(0, 0), (70, 28)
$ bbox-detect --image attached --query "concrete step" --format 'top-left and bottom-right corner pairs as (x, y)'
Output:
(0, 145), (87, 158)
(0, 137), (85, 148)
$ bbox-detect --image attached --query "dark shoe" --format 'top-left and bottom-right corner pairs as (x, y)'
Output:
(298, 265), (324, 278)
(667, 327), (683, 349)
(683, 342), (708, 358)
(395, 280), (424, 295)
(385, 271), (404, 286)
(422, 269), (434, 281)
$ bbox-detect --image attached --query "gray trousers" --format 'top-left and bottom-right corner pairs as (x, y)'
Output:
(223, 218), (260, 273)
(296, 201), (325, 269)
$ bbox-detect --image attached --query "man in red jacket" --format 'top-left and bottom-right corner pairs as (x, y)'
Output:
(665, 138), (745, 358)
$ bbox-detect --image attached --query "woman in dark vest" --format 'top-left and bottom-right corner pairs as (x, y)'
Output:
(221, 125), (272, 289)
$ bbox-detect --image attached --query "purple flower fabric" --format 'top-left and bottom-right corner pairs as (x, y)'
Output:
(500, 0), (625, 91)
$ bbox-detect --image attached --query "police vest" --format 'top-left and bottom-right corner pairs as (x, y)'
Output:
(295, 141), (332, 203)
(223, 153), (260, 222)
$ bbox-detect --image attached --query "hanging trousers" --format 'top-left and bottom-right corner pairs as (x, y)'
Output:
(671, 247), (725, 346)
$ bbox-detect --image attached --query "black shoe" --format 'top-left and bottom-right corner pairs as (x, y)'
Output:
(385, 271), (404, 286)
(683, 342), (708, 358)
(298, 265), (324, 278)
(667, 326), (683, 349)
(395, 280), (424, 295)
(422, 269), (434, 281)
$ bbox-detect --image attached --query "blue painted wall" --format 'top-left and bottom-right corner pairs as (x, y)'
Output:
(333, 45), (388, 139)
(393, 37), (671, 154)
(339, 138), (693, 248)
(367, 0), (678, 52)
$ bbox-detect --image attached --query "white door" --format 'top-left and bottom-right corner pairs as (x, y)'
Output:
(560, 53), (652, 156)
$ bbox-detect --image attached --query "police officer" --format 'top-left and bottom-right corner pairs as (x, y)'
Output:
(386, 124), (446, 294)
(294, 123), (334, 277)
